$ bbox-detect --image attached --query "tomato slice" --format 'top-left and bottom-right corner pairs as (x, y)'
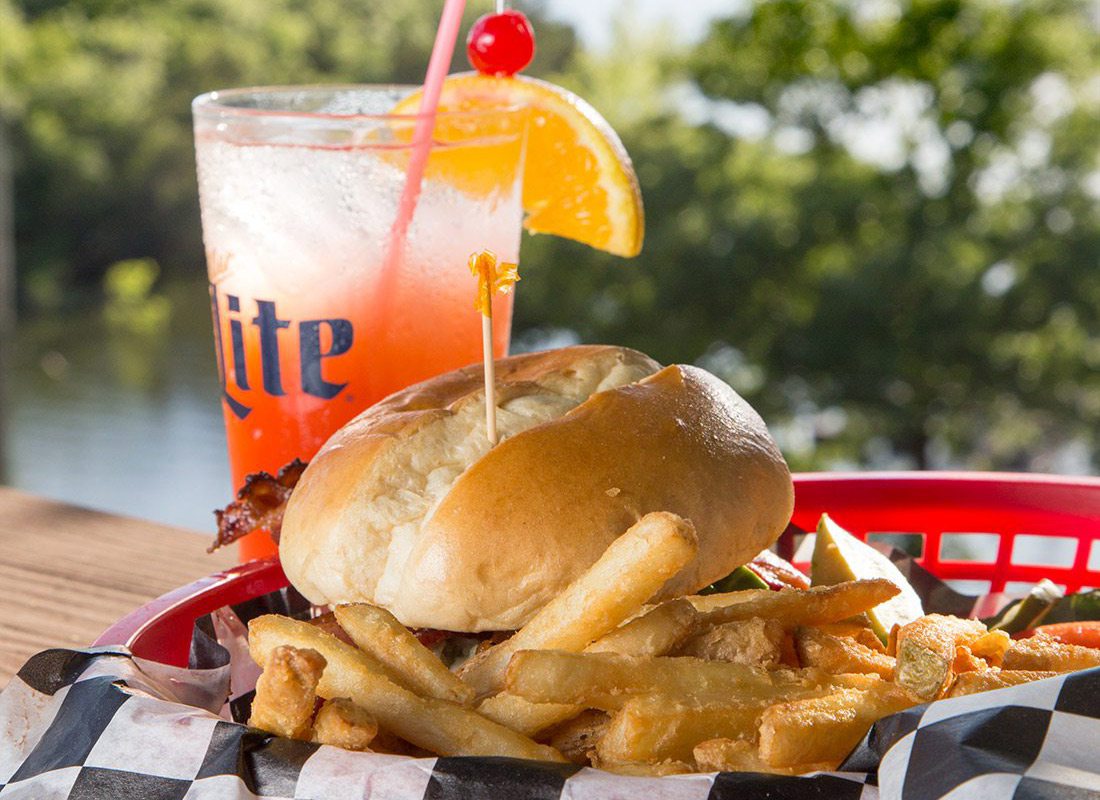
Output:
(1021, 621), (1100, 648)
(747, 550), (811, 591)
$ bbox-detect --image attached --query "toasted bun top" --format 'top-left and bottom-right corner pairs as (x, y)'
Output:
(280, 345), (794, 631)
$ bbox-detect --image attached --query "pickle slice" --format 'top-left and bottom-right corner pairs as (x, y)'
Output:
(811, 514), (925, 645)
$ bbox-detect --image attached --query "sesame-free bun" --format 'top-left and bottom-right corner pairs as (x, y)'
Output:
(279, 345), (794, 632)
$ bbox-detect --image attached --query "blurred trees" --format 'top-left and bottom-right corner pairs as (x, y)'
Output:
(3, 0), (1098, 472)
(1, 0), (576, 304)
(522, 0), (1100, 471)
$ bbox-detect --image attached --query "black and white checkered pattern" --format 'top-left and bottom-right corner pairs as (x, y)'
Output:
(1, 644), (1095, 799)
(847, 668), (1100, 799)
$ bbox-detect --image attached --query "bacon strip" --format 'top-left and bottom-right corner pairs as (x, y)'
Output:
(209, 459), (307, 553)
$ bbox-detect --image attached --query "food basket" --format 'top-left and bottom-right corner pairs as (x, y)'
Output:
(4, 471), (1097, 800)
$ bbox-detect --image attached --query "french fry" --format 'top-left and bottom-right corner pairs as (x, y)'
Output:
(476, 694), (581, 738)
(699, 580), (900, 629)
(684, 589), (772, 613)
(947, 669), (1060, 697)
(1003, 633), (1100, 672)
(815, 620), (876, 639)
(459, 512), (699, 698)
(795, 626), (896, 678)
(596, 696), (763, 763)
(969, 630), (1011, 667)
(311, 698), (378, 751)
(595, 674), (889, 765)
(854, 627), (888, 653)
(588, 598), (699, 656)
(506, 651), (775, 709)
(894, 615), (988, 700)
(886, 623), (900, 657)
(504, 650), (879, 710)
(334, 603), (475, 705)
(815, 622), (887, 653)
(758, 683), (919, 768)
(248, 645), (326, 740)
(677, 618), (787, 668)
(478, 598), (701, 736)
(693, 738), (834, 775)
(545, 710), (609, 764)
(248, 615), (564, 762)
(952, 646), (986, 674)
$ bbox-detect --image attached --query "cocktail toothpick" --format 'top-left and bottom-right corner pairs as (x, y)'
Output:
(469, 250), (520, 444)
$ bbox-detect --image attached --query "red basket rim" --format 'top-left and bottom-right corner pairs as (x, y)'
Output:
(789, 470), (1100, 523)
(792, 470), (1100, 489)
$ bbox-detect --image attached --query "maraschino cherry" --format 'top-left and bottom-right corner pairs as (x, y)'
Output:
(466, 8), (535, 76)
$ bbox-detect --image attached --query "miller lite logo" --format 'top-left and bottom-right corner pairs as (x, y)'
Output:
(209, 282), (354, 419)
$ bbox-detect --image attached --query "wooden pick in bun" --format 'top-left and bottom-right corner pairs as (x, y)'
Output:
(280, 345), (794, 632)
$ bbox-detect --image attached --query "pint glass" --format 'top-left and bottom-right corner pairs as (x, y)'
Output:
(193, 86), (527, 560)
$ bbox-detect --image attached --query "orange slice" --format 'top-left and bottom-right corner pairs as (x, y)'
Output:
(393, 73), (644, 258)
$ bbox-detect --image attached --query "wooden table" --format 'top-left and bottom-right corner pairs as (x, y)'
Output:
(0, 486), (236, 686)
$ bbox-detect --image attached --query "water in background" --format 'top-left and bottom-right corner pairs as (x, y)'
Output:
(1, 278), (231, 532)
(0, 275), (550, 534)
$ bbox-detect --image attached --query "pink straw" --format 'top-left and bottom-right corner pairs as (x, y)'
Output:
(375, 0), (467, 315)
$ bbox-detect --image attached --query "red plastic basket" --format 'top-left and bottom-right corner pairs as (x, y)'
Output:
(97, 471), (1100, 667)
(782, 472), (1100, 593)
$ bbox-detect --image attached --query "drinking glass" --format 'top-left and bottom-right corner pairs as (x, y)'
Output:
(194, 85), (527, 560)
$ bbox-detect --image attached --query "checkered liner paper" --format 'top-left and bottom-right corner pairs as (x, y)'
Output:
(2, 584), (1099, 799)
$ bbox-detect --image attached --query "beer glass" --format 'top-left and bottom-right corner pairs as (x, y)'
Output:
(194, 86), (527, 560)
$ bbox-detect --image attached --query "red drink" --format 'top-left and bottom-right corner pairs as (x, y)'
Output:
(194, 87), (526, 560)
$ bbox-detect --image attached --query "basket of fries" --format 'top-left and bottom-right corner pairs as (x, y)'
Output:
(4, 471), (1100, 799)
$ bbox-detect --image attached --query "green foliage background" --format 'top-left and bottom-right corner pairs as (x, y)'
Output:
(3, 0), (1098, 473)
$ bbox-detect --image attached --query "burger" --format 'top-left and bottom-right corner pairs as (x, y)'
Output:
(254, 344), (794, 647)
